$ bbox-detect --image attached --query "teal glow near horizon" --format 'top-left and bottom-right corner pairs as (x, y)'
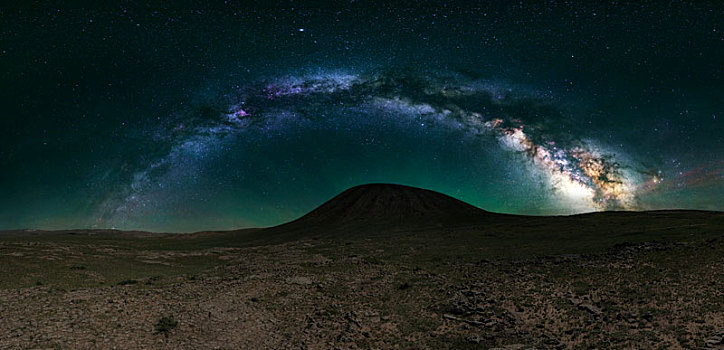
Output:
(1, 3), (722, 232)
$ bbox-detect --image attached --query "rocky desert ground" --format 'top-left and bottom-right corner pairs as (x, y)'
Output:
(0, 224), (722, 349)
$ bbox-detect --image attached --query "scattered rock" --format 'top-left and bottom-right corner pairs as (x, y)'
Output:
(705, 334), (722, 348)
(570, 297), (602, 316)
(286, 276), (312, 285)
(490, 344), (532, 350)
(465, 334), (483, 343)
(442, 314), (485, 326)
(578, 303), (602, 316)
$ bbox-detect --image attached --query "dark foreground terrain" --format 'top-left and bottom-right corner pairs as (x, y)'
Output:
(1, 185), (723, 349)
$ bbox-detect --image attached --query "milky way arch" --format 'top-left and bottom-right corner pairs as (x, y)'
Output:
(97, 69), (657, 227)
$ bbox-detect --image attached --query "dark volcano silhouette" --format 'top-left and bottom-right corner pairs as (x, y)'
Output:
(254, 184), (722, 242)
(263, 183), (494, 238)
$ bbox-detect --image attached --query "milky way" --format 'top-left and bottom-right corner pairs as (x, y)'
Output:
(96, 69), (657, 229)
(1, 3), (721, 232)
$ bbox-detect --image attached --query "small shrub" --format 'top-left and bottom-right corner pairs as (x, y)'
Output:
(145, 276), (162, 285)
(117, 279), (138, 286)
(154, 316), (178, 338)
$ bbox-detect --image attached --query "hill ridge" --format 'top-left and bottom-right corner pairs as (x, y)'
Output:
(264, 183), (492, 237)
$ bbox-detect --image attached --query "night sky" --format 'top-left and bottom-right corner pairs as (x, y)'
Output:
(1, 2), (722, 232)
